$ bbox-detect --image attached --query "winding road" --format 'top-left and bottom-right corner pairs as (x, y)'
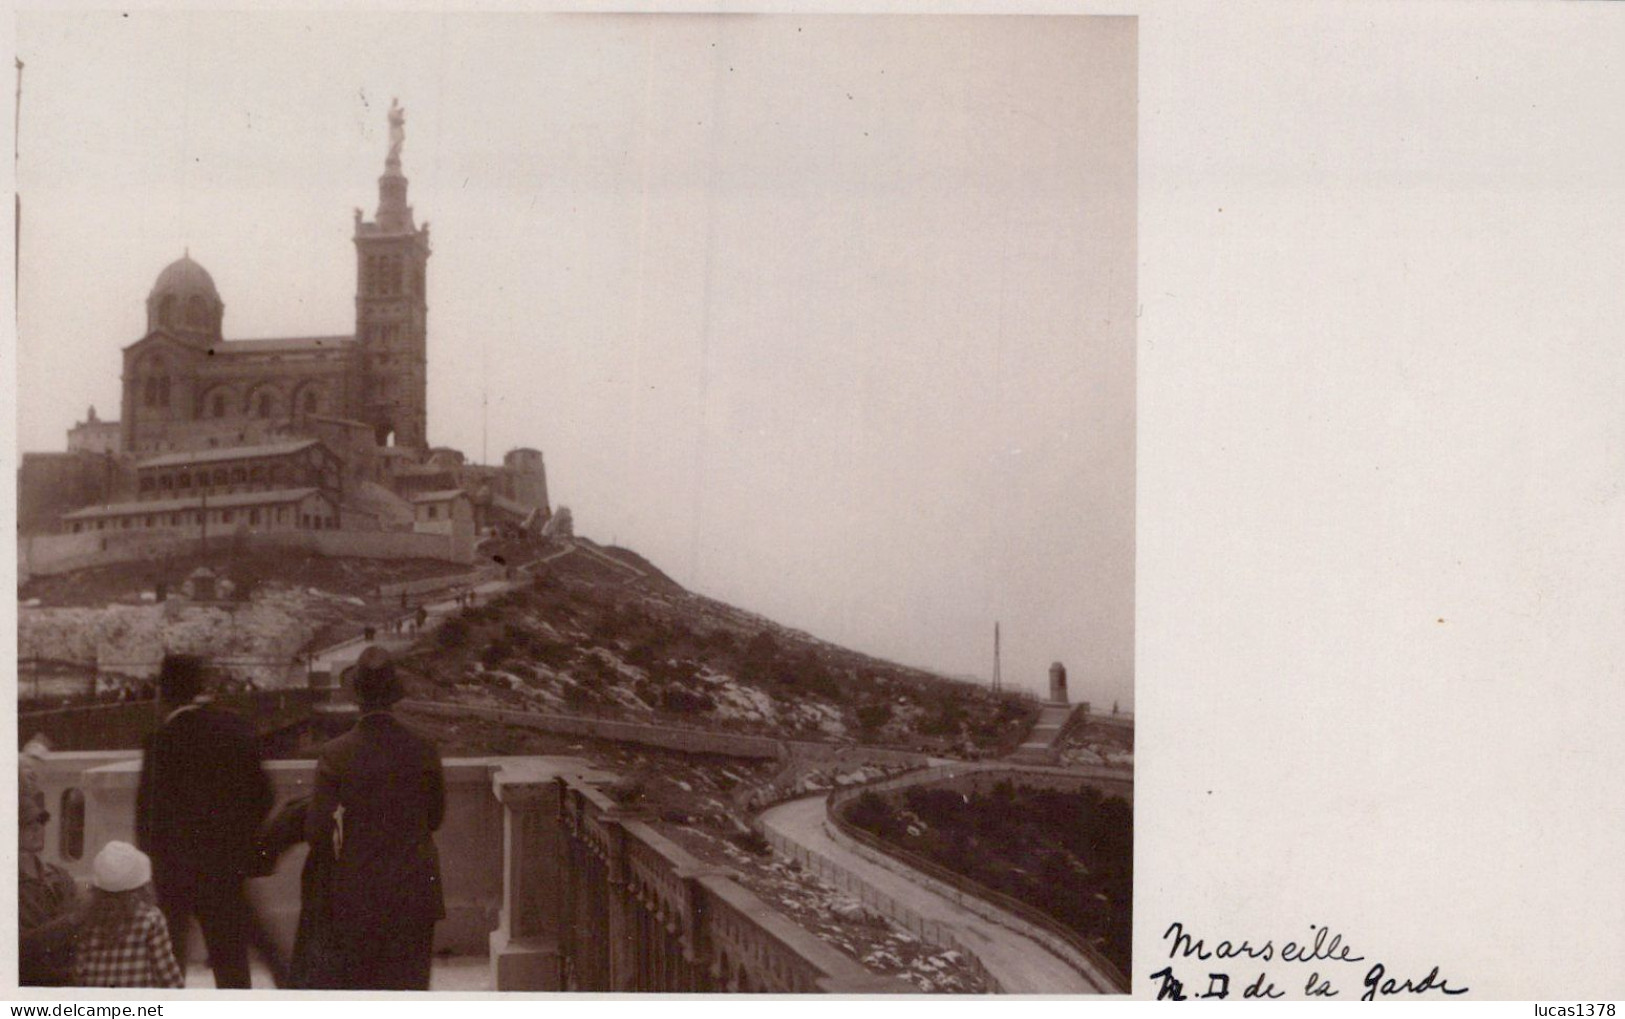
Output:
(759, 792), (1112, 994)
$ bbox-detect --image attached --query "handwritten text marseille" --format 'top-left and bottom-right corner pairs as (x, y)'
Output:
(1150, 923), (1469, 1001)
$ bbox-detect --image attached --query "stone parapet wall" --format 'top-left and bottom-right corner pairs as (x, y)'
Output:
(18, 689), (319, 752)
(20, 531), (192, 582)
(405, 700), (789, 761)
(554, 774), (901, 993)
(920, 762), (1135, 805)
(376, 569), (481, 600)
(29, 746), (915, 991)
(256, 528), (474, 564)
(26, 752), (508, 960)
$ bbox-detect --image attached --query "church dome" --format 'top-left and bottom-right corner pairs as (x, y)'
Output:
(150, 254), (220, 303)
(146, 254), (223, 339)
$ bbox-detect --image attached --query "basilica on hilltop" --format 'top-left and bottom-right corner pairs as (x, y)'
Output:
(19, 102), (550, 543)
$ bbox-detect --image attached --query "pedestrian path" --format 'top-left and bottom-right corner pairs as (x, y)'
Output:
(306, 573), (525, 677)
(1008, 702), (1077, 765)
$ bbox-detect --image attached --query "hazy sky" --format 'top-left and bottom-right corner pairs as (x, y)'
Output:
(15, 12), (1136, 706)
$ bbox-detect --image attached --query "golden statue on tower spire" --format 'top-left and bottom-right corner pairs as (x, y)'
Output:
(387, 98), (405, 166)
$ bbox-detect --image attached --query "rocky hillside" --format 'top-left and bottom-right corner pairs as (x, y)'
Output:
(398, 539), (1038, 756)
(16, 580), (411, 694)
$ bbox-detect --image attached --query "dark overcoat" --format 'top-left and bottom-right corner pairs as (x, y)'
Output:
(136, 702), (273, 889)
(305, 711), (445, 989)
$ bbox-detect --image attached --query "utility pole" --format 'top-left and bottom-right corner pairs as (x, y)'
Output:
(992, 621), (1002, 693)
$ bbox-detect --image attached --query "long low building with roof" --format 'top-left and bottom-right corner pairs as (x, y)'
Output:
(61, 487), (340, 535)
(134, 438), (345, 503)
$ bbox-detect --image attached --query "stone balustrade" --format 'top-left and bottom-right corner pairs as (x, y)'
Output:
(552, 777), (900, 992)
(27, 747), (903, 993)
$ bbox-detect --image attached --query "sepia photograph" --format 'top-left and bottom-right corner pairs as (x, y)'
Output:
(12, 12), (1136, 994)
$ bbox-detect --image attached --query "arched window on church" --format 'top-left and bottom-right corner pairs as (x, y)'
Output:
(185, 295), (210, 329)
(158, 295), (177, 328)
(158, 376), (171, 408)
(144, 377), (158, 407)
(258, 393), (273, 418)
(303, 390), (319, 414)
(212, 393), (227, 418)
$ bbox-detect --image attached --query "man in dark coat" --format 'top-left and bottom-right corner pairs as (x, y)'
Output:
(306, 647), (445, 990)
(136, 654), (273, 989)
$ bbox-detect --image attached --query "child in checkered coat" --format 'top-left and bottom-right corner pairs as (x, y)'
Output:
(73, 841), (184, 988)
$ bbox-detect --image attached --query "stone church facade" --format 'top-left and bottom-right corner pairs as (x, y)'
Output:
(20, 104), (549, 543)
(120, 114), (429, 455)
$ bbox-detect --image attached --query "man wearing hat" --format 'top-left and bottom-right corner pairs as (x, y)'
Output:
(305, 646), (446, 989)
(135, 653), (273, 988)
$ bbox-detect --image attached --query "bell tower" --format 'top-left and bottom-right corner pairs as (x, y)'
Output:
(353, 98), (430, 450)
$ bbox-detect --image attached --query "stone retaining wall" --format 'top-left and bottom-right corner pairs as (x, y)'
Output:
(20, 527), (475, 581)
(404, 700), (788, 760)
(754, 813), (1001, 992)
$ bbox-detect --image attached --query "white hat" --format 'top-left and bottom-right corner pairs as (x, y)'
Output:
(91, 840), (152, 893)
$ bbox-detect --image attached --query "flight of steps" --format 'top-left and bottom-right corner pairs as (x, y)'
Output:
(1008, 702), (1079, 765)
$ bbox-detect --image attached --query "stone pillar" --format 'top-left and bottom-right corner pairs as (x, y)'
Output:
(678, 869), (726, 992)
(604, 820), (639, 991)
(1049, 661), (1069, 704)
(488, 764), (565, 990)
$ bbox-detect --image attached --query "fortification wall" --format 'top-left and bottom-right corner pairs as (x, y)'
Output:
(21, 527), (474, 581)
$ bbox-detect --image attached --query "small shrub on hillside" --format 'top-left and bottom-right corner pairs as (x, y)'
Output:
(660, 688), (716, 714)
(529, 639), (575, 669)
(490, 589), (526, 612)
(436, 617), (470, 649)
(917, 700), (966, 737)
(844, 791), (903, 841)
(624, 641), (655, 670)
(737, 630), (780, 683)
(480, 639), (513, 669)
(462, 603), (500, 625)
(728, 830), (772, 857)
(855, 701), (893, 732)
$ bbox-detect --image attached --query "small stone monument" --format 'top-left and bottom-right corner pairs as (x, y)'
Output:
(1048, 661), (1069, 704)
